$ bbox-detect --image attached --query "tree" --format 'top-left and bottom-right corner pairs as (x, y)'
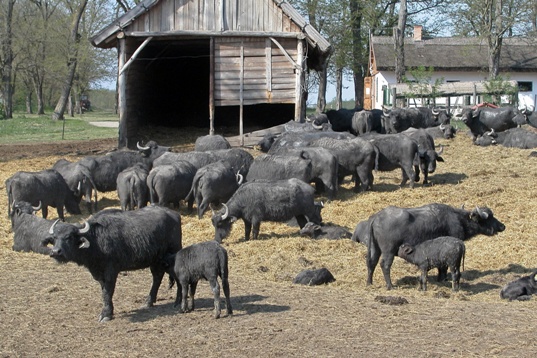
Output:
(1, 0), (16, 119)
(52, 0), (88, 120)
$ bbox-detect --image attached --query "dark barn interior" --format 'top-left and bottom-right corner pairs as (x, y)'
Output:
(129, 38), (293, 132)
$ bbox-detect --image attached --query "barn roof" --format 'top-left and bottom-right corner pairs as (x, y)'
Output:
(371, 36), (537, 72)
(91, 0), (331, 63)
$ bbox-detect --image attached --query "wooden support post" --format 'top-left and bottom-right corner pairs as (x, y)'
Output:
(239, 42), (244, 146)
(117, 36), (127, 148)
(209, 37), (215, 135)
(295, 40), (304, 121)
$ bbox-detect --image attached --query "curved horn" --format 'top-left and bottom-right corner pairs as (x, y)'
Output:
(439, 123), (445, 130)
(475, 206), (488, 220)
(311, 122), (323, 130)
(78, 220), (91, 234)
(221, 203), (229, 220)
(49, 219), (60, 235)
(32, 201), (42, 212)
(436, 144), (444, 156)
(137, 141), (150, 151)
(382, 107), (391, 116)
(432, 108), (440, 115)
(236, 173), (244, 185)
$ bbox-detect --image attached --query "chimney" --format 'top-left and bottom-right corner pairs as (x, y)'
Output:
(413, 25), (423, 41)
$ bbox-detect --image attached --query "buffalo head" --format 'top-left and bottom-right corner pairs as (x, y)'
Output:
(43, 219), (91, 262)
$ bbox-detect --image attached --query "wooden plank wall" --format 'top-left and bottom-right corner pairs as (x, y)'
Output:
(214, 37), (297, 106)
(130, 0), (300, 33)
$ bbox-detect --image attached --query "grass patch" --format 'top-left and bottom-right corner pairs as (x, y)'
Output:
(0, 111), (118, 144)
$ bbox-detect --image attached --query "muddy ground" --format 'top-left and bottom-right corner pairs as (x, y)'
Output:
(1, 130), (537, 357)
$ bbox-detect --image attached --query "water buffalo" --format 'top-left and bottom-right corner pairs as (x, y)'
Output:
(52, 158), (98, 213)
(299, 222), (352, 240)
(402, 128), (445, 185)
(10, 201), (53, 255)
(116, 163), (150, 211)
(194, 134), (231, 151)
(147, 161), (197, 210)
(162, 240), (232, 319)
(460, 106), (526, 140)
(211, 178), (323, 242)
(308, 108), (359, 132)
(246, 153), (314, 184)
(363, 204), (505, 290)
(269, 147), (339, 199)
(6, 169), (81, 220)
(185, 160), (243, 219)
(43, 205), (182, 322)
(293, 268), (336, 285)
(500, 271), (537, 301)
(382, 107), (447, 134)
(267, 130), (356, 154)
(474, 128), (537, 149)
(398, 236), (466, 291)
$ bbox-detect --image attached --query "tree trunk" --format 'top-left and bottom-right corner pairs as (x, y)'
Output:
(350, 0), (364, 108)
(394, 0), (407, 107)
(335, 67), (343, 110)
(1, 0), (16, 119)
(316, 63), (328, 113)
(52, 0), (88, 120)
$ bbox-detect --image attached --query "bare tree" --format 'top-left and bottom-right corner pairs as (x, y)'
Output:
(52, 0), (88, 120)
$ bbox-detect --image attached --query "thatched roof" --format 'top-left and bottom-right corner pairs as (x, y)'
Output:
(371, 36), (537, 72)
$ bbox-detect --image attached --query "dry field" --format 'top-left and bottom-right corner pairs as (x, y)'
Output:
(1, 127), (537, 357)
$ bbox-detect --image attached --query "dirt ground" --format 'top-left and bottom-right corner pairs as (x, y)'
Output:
(1, 130), (537, 357)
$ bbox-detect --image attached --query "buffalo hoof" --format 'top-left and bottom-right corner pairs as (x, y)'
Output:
(98, 315), (112, 323)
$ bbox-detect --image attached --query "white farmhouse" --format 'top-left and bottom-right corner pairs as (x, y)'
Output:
(366, 26), (537, 111)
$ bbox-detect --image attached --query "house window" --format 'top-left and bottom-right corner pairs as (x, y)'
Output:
(518, 81), (533, 92)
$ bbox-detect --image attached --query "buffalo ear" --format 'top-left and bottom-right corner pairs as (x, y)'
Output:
(230, 216), (238, 223)
(437, 156), (444, 162)
(403, 245), (413, 255)
(41, 237), (53, 247)
(78, 237), (90, 249)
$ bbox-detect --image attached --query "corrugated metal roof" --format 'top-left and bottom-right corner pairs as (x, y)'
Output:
(372, 36), (537, 72)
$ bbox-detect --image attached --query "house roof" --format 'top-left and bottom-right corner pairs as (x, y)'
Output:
(371, 36), (537, 72)
(90, 0), (331, 56)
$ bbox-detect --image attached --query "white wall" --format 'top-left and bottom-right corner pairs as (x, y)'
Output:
(371, 71), (537, 110)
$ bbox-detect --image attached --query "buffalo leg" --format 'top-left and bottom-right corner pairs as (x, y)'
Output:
(42, 205), (49, 219)
(98, 273), (117, 322)
(222, 275), (233, 316)
(209, 278), (221, 319)
(189, 281), (198, 311)
(295, 215), (308, 229)
(420, 268), (428, 291)
(437, 266), (448, 282)
(147, 265), (165, 307)
(400, 167), (415, 189)
(251, 220), (261, 241)
(173, 280), (182, 308)
(379, 253), (395, 290)
(413, 164), (421, 182)
(451, 265), (461, 291)
(180, 281), (189, 313)
(244, 220), (252, 241)
(366, 246), (381, 286)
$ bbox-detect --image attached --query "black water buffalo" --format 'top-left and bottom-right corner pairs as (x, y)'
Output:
(474, 128), (537, 149)
(299, 222), (352, 240)
(307, 137), (376, 192)
(246, 153), (313, 184)
(194, 134), (231, 151)
(284, 119), (331, 132)
(10, 201), (53, 255)
(162, 240), (232, 319)
(522, 107), (537, 128)
(147, 161), (197, 210)
(362, 133), (419, 188)
(6, 169), (81, 220)
(267, 130), (355, 153)
(398, 236), (466, 291)
(424, 124), (456, 139)
(500, 271), (537, 301)
(211, 178), (323, 242)
(116, 163), (150, 211)
(308, 108), (359, 132)
(352, 110), (374, 135)
(382, 107), (447, 134)
(43, 205), (182, 322)
(363, 203), (505, 289)
(403, 128), (445, 185)
(185, 160), (243, 219)
(293, 268), (336, 285)
(154, 148), (253, 178)
(269, 147), (339, 199)
(460, 106), (526, 140)
(52, 159), (98, 213)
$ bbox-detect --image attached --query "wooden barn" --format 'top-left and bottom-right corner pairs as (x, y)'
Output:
(91, 0), (331, 148)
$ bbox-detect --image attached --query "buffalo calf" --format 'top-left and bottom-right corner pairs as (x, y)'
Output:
(500, 271), (537, 301)
(163, 241), (232, 319)
(398, 236), (465, 291)
(299, 222), (352, 240)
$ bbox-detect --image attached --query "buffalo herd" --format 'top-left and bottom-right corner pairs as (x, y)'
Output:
(5, 104), (537, 321)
